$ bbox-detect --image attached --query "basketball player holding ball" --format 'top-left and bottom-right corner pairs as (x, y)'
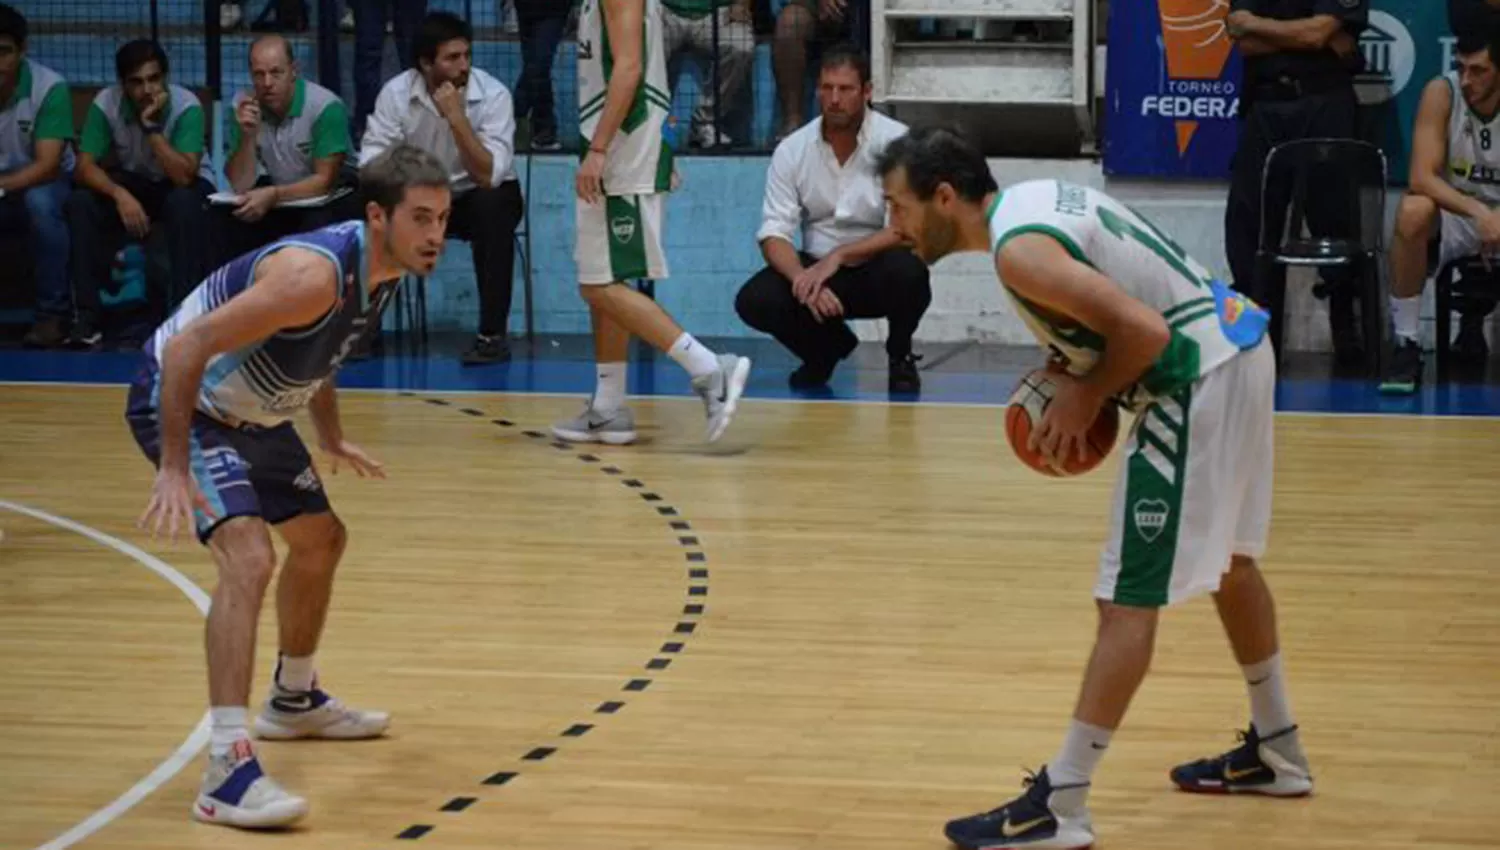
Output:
(878, 127), (1308, 850)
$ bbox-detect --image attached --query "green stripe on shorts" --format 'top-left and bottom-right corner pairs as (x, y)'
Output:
(606, 195), (649, 282)
(1114, 383), (1192, 607)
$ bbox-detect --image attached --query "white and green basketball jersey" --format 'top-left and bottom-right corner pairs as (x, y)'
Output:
(1444, 71), (1500, 207)
(577, 0), (675, 195)
(988, 179), (1270, 413)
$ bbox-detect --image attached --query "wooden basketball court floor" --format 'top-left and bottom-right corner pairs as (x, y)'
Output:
(4, 380), (1500, 850)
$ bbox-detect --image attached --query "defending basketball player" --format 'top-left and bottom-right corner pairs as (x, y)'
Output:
(551, 0), (751, 446)
(877, 127), (1310, 850)
(128, 145), (450, 829)
(1381, 29), (1500, 393)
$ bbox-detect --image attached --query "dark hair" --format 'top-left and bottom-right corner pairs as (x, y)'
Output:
(116, 39), (169, 80)
(415, 11), (472, 66)
(1455, 29), (1500, 65)
(875, 125), (997, 203)
(360, 144), (450, 214)
(819, 42), (870, 85)
(0, 3), (27, 47)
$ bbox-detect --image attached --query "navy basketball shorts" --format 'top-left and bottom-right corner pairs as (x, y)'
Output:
(125, 370), (331, 543)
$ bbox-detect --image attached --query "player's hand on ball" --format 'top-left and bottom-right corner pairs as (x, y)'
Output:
(139, 468), (213, 543)
(1029, 373), (1103, 471)
(321, 439), (386, 478)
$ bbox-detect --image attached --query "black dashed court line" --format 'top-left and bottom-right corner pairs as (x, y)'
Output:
(405, 397), (712, 838)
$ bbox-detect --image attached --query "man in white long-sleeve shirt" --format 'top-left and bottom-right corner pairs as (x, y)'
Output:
(360, 11), (523, 364)
(735, 45), (930, 393)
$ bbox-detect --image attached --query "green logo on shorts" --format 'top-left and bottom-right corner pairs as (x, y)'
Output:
(610, 216), (637, 244)
(1133, 498), (1170, 543)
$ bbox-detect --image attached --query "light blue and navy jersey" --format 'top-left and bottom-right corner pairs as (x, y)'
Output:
(144, 221), (398, 427)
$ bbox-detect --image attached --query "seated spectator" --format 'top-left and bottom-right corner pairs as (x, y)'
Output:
(736, 45), (929, 393)
(774, 0), (861, 140)
(361, 11), (523, 365)
(663, 0), (754, 148)
(514, 0), (570, 150)
(218, 34), (355, 263)
(1382, 30), (1500, 393)
(0, 2), (73, 348)
(67, 39), (214, 347)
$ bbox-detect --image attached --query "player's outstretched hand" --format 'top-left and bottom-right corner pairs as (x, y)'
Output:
(139, 469), (212, 544)
(322, 439), (387, 479)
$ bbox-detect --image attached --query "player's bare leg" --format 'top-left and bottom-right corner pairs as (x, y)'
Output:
(1382, 193), (1439, 393)
(253, 511), (390, 742)
(1169, 555), (1312, 796)
(195, 517), (309, 829)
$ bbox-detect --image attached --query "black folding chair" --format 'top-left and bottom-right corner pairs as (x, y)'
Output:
(1253, 137), (1388, 375)
(1434, 254), (1500, 383)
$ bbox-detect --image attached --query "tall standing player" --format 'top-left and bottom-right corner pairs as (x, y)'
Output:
(877, 127), (1310, 849)
(130, 145), (451, 829)
(552, 0), (751, 446)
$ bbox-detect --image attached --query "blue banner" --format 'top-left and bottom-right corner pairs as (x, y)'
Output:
(1102, 0), (1453, 184)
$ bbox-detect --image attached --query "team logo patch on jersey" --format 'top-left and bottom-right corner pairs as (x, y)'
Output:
(1133, 498), (1170, 543)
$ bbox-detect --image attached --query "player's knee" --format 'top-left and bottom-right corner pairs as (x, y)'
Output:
(1095, 600), (1160, 648)
(577, 282), (616, 307)
(214, 522), (278, 595)
(289, 512), (348, 566)
(1394, 194), (1437, 243)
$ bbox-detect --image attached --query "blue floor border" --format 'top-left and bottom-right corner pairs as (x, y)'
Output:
(4, 348), (1500, 418)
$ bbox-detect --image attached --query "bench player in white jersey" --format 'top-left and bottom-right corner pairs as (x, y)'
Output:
(1382, 30), (1500, 393)
(551, 0), (751, 446)
(129, 145), (450, 829)
(877, 127), (1311, 850)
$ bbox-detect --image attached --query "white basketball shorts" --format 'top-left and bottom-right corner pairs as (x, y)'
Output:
(575, 193), (669, 285)
(1095, 339), (1276, 608)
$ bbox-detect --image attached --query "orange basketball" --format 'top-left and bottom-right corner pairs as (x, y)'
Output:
(1005, 368), (1121, 477)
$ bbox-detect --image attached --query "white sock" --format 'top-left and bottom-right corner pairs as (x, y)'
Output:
(209, 706), (250, 758)
(1244, 653), (1296, 737)
(275, 654), (316, 692)
(1390, 295), (1420, 342)
(668, 333), (719, 379)
(1047, 719), (1112, 789)
(593, 363), (627, 414)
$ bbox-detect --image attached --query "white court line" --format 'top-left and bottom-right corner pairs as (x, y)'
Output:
(4, 378), (1500, 421)
(0, 499), (212, 850)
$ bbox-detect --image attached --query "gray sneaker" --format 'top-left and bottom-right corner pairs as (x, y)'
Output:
(692, 354), (751, 443)
(550, 404), (639, 445)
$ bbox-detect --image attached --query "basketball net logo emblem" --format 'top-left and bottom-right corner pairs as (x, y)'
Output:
(1133, 498), (1170, 543)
